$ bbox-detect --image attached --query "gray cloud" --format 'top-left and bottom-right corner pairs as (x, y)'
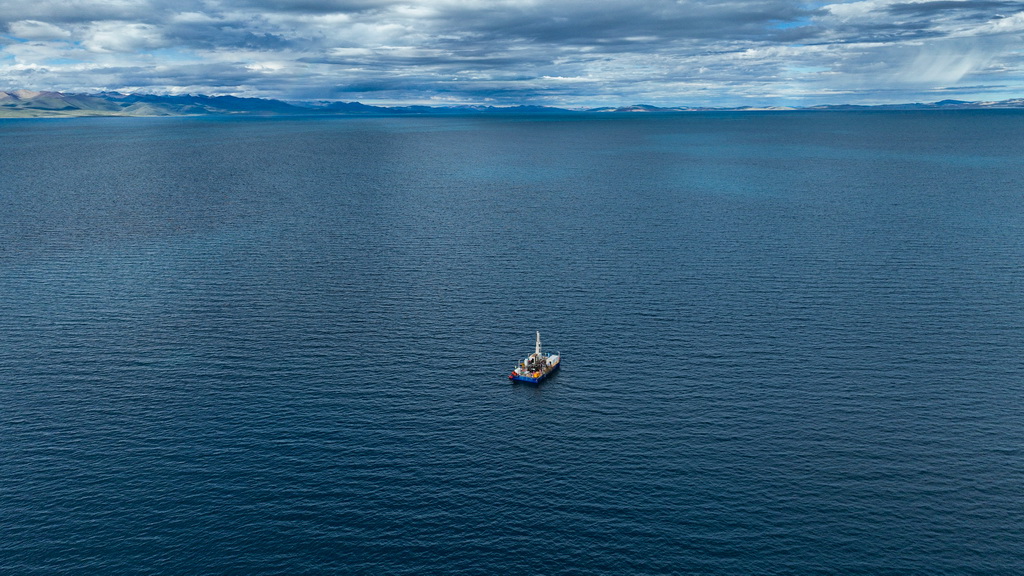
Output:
(230, 0), (396, 15)
(1, 0), (1023, 106)
(0, 0), (169, 25)
(888, 1), (1024, 16)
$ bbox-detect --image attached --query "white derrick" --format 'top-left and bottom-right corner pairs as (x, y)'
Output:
(510, 331), (560, 381)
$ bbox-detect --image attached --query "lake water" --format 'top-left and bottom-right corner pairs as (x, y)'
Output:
(2, 112), (1022, 574)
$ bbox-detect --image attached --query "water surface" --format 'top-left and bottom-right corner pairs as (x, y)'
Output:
(2, 112), (1022, 574)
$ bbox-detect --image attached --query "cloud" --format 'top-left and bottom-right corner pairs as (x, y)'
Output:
(8, 20), (72, 40)
(887, 1), (1024, 17)
(82, 22), (166, 53)
(231, 0), (396, 14)
(1, 0), (1023, 105)
(0, 0), (168, 25)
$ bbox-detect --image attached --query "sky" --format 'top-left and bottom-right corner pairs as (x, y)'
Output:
(1, 0), (1024, 107)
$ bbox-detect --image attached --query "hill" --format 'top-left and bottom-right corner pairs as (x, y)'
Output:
(3, 90), (1024, 118)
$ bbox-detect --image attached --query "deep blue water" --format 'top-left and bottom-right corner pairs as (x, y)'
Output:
(2, 112), (1022, 575)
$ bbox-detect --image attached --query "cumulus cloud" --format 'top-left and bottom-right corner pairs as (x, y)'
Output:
(1, 0), (1023, 105)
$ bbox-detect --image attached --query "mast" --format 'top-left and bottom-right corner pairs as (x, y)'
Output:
(535, 331), (542, 355)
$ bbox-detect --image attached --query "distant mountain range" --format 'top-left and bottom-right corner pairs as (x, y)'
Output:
(3, 89), (1024, 118)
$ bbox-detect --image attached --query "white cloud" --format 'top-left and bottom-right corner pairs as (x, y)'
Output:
(967, 11), (1024, 36)
(8, 20), (72, 41)
(82, 22), (166, 53)
(170, 12), (222, 25)
(825, 0), (891, 21)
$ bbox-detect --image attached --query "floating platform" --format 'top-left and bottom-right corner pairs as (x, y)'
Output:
(509, 332), (561, 383)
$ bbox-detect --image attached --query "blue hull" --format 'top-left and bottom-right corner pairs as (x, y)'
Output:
(509, 361), (560, 383)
